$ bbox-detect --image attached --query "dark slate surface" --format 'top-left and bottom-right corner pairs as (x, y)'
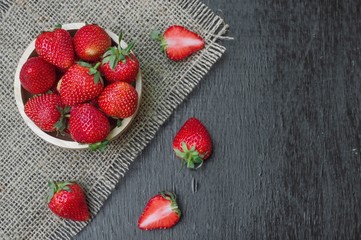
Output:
(76, 0), (361, 239)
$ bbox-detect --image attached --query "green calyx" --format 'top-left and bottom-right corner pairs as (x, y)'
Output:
(54, 106), (71, 133)
(47, 180), (72, 203)
(116, 119), (122, 127)
(102, 32), (136, 70)
(160, 191), (181, 217)
(89, 140), (109, 152)
(150, 29), (167, 52)
(174, 142), (204, 169)
(54, 23), (62, 29)
(77, 61), (103, 84)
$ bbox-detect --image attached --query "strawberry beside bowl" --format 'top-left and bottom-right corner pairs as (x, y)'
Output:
(14, 23), (142, 149)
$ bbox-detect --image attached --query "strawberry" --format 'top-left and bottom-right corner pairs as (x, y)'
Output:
(20, 57), (56, 94)
(138, 192), (181, 230)
(173, 117), (212, 169)
(98, 82), (138, 123)
(73, 24), (111, 62)
(100, 32), (139, 83)
(59, 62), (104, 106)
(151, 25), (205, 61)
(47, 181), (90, 222)
(24, 93), (68, 132)
(69, 104), (110, 149)
(35, 25), (74, 69)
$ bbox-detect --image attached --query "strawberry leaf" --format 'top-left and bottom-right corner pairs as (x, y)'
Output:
(102, 56), (111, 65)
(150, 29), (162, 40)
(116, 119), (122, 127)
(89, 140), (109, 152)
(118, 32), (123, 46)
(54, 23), (62, 29)
(89, 68), (97, 75)
(78, 61), (92, 68)
(94, 73), (100, 84)
(109, 55), (117, 69)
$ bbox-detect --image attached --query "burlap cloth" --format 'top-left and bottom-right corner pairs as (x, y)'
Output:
(0, 0), (227, 239)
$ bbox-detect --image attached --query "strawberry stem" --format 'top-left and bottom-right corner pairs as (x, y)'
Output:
(159, 191), (181, 217)
(101, 32), (136, 69)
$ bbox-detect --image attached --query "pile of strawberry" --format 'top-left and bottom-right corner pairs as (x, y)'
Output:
(21, 24), (140, 150)
(33, 23), (212, 230)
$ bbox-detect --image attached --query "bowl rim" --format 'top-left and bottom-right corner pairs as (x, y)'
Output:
(14, 22), (142, 149)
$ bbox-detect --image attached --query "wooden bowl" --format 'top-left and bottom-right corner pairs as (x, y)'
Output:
(14, 23), (142, 149)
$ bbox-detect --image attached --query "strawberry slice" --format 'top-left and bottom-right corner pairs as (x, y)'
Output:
(151, 25), (205, 61)
(138, 192), (181, 230)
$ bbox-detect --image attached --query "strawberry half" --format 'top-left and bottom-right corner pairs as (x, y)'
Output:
(24, 93), (68, 132)
(20, 57), (56, 94)
(47, 181), (90, 222)
(98, 82), (138, 123)
(138, 192), (181, 230)
(151, 25), (205, 61)
(100, 32), (139, 83)
(59, 62), (104, 106)
(173, 117), (212, 169)
(35, 25), (74, 70)
(74, 24), (111, 62)
(69, 103), (110, 150)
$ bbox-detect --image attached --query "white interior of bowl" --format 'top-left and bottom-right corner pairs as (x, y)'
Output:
(14, 23), (142, 149)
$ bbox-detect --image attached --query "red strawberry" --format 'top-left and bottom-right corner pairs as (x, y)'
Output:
(98, 82), (138, 122)
(69, 104), (110, 148)
(74, 24), (111, 62)
(24, 93), (68, 132)
(100, 32), (139, 83)
(151, 25), (205, 61)
(59, 62), (104, 106)
(138, 192), (181, 230)
(35, 26), (74, 69)
(47, 181), (90, 222)
(172, 117), (212, 169)
(20, 57), (56, 94)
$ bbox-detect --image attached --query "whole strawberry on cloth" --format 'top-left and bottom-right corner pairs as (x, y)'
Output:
(24, 93), (68, 132)
(100, 32), (140, 83)
(151, 25), (205, 61)
(138, 192), (181, 230)
(73, 24), (111, 62)
(20, 57), (56, 94)
(173, 117), (212, 169)
(47, 181), (90, 222)
(58, 62), (104, 106)
(35, 24), (74, 70)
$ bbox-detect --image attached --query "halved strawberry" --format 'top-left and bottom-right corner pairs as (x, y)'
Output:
(138, 192), (181, 230)
(151, 25), (205, 61)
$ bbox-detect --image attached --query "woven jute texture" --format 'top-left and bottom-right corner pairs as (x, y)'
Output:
(0, 0), (227, 239)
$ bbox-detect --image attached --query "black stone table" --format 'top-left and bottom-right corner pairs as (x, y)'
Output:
(76, 0), (361, 239)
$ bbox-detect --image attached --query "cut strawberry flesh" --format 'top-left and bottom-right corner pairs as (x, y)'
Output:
(164, 25), (204, 61)
(138, 194), (180, 230)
